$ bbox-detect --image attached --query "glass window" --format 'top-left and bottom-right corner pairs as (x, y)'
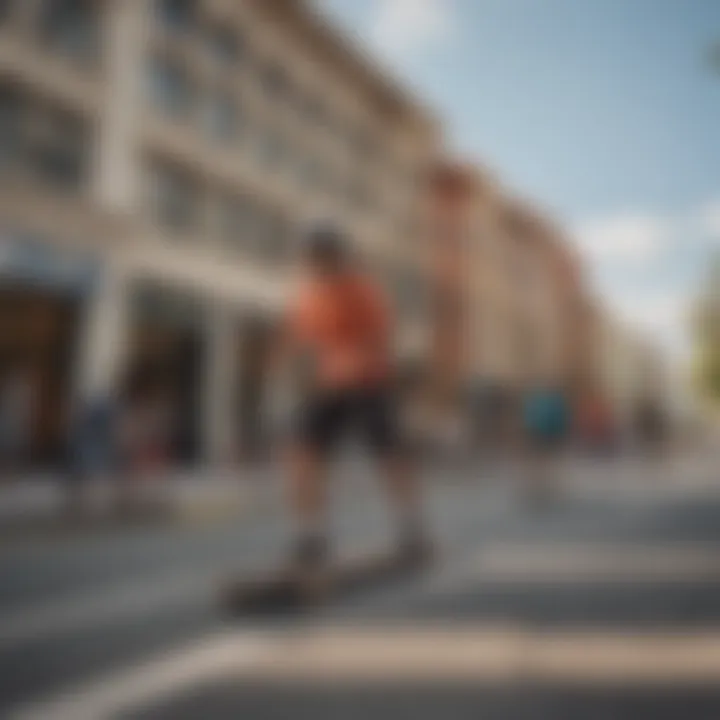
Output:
(149, 163), (200, 234)
(39, 0), (100, 62)
(396, 270), (427, 318)
(204, 91), (238, 142)
(0, 0), (13, 24)
(28, 106), (89, 190)
(207, 25), (241, 65)
(297, 159), (322, 190)
(261, 63), (287, 98)
(148, 55), (194, 118)
(155, 0), (196, 34)
(304, 96), (325, 128)
(220, 195), (251, 254)
(348, 178), (371, 209)
(255, 129), (284, 169)
(257, 211), (288, 264)
(0, 84), (23, 172)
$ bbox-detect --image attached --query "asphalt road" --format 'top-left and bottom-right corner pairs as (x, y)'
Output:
(2, 454), (720, 719)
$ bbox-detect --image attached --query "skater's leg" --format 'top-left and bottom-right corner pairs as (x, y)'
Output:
(286, 443), (329, 566)
(287, 392), (344, 567)
(361, 388), (431, 557)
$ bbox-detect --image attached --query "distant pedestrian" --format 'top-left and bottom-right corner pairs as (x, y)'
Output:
(116, 370), (174, 514)
(522, 384), (570, 506)
(0, 366), (35, 480)
(66, 393), (119, 516)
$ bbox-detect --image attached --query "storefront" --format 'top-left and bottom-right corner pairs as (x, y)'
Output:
(0, 233), (99, 468)
(124, 282), (208, 465)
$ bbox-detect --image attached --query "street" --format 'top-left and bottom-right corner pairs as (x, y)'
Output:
(2, 453), (720, 719)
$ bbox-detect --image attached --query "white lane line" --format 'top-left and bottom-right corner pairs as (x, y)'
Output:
(8, 631), (271, 720)
(230, 628), (720, 684)
(474, 543), (720, 582)
(11, 627), (720, 719)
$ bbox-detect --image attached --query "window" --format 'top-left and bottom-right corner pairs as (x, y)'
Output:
(155, 0), (196, 34)
(348, 177), (371, 210)
(297, 159), (322, 191)
(149, 162), (200, 234)
(354, 129), (376, 160)
(0, 0), (13, 25)
(204, 91), (238, 141)
(27, 105), (89, 190)
(0, 84), (23, 172)
(303, 96), (325, 127)
(207, 25), (241, 66)
(0, 83), (89, 191)
(39, 0), (100, 62)
(261, 63), (288, 98)
(148, 55), (194, 118)
(219, 195), (251, 254)
(257, 211), (289, 264)
(255, 129), (284, 169)
(395, 270), (427, 318)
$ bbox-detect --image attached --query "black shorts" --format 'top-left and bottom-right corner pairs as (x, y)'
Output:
(295, 385), (401, 457)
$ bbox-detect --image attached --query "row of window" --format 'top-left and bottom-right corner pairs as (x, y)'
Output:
(154, 0), (377, 153)
(147, 52), (380, 215)
(149, 1), (415, 203)
(1, 0), (100, 63)
(147, 159), (427, 318)
(147, 160), (292, 265)
(0, 83), (90, 190)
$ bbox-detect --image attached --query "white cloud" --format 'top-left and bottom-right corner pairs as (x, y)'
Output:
(605, 286), (691, 361)
(574, 213), (667, 264)
(369, 0), (456, 58)
(698, 199), (720, 241)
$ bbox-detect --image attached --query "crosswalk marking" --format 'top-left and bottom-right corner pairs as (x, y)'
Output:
(473, 542), (720, 582)
(3, 541), (719, 650)
(11, 627), (720, 719)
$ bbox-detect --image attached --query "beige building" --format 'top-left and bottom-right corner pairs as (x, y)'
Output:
(0, 0), (439, 467)
(467, 190), (588, 417)
(424, 161), (596, 442)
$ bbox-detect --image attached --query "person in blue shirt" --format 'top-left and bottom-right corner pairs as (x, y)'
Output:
(521, 383), (570, 506)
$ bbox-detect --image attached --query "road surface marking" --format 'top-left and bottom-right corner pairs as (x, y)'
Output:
(9, 632), (270, 720)
(11, 627), (720, 719)
(473, 542), (720, 582)
(4, 541), (720, 649)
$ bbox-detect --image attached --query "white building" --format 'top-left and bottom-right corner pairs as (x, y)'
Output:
(0, 0), (439, 468)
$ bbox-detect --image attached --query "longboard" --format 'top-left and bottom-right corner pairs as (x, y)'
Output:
(220, 548), (433, 615)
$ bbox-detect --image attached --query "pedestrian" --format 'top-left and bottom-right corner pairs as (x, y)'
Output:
(275, 224), (433, 575)
(116, 370), (173, 515)
(521, 382), (570, 506)
(0, 364), (35, 481)
(66, 392), (119, 517)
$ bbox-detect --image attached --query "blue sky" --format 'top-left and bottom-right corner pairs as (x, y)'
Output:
(319, 0), (720, 357)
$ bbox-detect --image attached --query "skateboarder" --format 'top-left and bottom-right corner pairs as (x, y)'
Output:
(276, 224), (432, 573)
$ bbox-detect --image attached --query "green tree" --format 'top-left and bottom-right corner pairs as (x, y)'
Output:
(694, 253), (720, 407)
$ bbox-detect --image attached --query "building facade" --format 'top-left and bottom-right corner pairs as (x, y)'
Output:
(425, 161), (598, 445)
(0, 0), (439, 468)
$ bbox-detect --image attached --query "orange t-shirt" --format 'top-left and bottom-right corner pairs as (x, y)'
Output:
(288, 274), (391, 389)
